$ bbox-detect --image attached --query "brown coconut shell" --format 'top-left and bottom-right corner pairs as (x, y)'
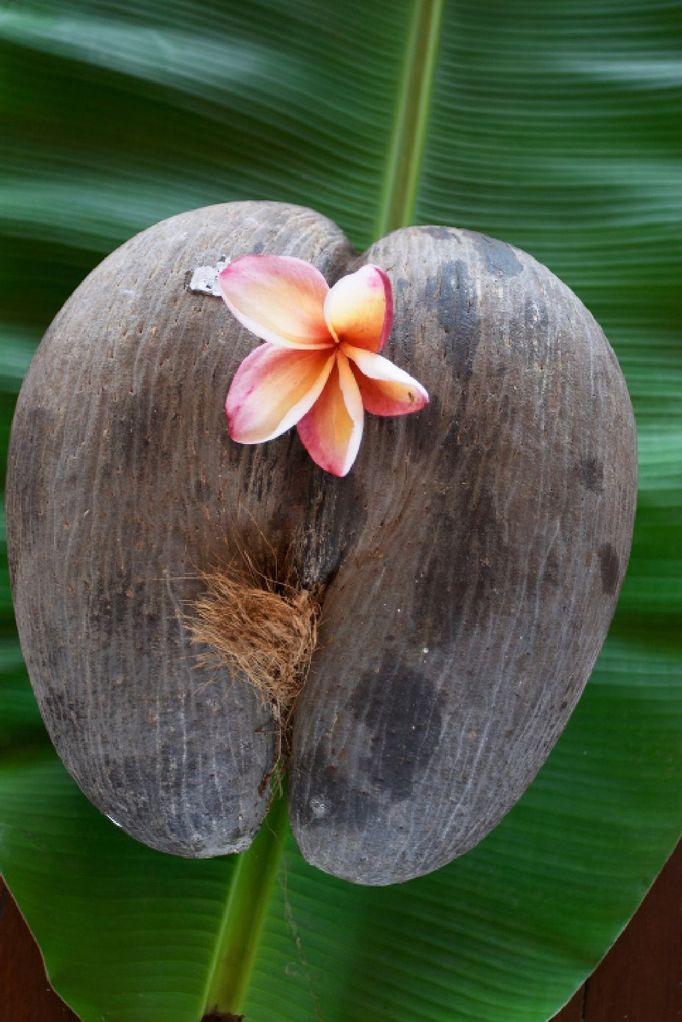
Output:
(6, 202), (636, 884)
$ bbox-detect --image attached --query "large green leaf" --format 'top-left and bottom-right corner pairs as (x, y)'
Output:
(1, 1), (680, 1020)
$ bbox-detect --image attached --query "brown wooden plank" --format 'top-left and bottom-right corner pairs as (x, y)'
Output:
(0, 879), (78, 1021)
(552, 988), (584, 1022)
(583, 840), (682, 1021)
(552, 839), (682, 1022)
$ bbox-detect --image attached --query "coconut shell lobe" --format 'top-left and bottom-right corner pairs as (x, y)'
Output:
(288, 225), (636, 884)
(6, 201), (355, 856)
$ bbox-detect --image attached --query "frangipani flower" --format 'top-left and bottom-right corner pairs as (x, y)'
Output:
(218, 255), (429, 477)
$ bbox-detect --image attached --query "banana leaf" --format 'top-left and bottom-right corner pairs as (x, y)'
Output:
(0, 1), (680, 1020)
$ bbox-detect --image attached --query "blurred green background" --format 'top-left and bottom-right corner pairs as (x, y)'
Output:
(1, 1), (681, 1021)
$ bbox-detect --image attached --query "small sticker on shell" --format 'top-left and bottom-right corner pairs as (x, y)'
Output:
(188, 258), (230, 297)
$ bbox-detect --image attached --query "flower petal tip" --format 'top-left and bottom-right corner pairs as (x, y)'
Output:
(218, 254), (332, 349)
(342, 345), (429, 417)
(369, 265), (394, 349)
(324, 263), (393, 352)
(225, 344), (335, 444)
(296, 357), (363, 478)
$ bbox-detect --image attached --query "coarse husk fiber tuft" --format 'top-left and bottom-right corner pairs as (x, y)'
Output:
(188, 552), (321, 732)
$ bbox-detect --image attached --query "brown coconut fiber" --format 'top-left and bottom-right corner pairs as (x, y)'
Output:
(187, 550), (321, 753)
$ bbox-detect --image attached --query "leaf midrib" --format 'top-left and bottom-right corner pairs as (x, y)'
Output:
(200, 5), (443, 1014)
(374, 0), (444, 236)
(201, 793), (288, 1016)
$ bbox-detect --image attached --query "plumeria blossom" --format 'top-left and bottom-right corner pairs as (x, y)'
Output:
(218, 254), (429, 477)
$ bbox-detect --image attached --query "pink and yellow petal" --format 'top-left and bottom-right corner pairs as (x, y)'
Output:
(226, 344), (335, 443)
(323, 264), (393, 352)
(343, 344), (429, 416)
(297, 353), (364, 477)
(219, 255), (332, 349)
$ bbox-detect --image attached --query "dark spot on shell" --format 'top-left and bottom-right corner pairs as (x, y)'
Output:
(433, 259), (482, 385)
(421, 226), (457, 241)
(85, 570), (138, 648)
(293, 742), (379, 831)
(408, 393), (448, 465)
(412, 476), (509, 651)
(394, 275), (410, 297)
(579, 456), (604, 494)
(350, 667), (445, 802)
(294, 668), (445, 829)
(598, 543), (620, 595)
(106, 390), (162, 475)
(543, 552), (560, 587)
(464, 230), (524, 277)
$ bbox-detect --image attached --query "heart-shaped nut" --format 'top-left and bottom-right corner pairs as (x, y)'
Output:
(6, 202), (636, 884)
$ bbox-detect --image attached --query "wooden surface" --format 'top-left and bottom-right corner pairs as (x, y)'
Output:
(1, 838), (680, 1021)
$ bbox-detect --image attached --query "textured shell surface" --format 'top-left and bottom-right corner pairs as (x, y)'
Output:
(6, 202), (637, 883)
